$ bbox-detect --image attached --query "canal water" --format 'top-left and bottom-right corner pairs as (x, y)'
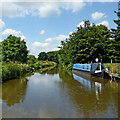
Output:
(1, 67), (119, 118)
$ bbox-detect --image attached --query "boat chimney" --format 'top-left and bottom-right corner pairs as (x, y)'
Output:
(95, 58), (99, 63)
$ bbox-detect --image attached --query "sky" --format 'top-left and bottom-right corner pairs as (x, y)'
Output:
(0, 0), (119, 57)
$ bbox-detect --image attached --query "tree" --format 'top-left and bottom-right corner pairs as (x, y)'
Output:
(47, 51), (59, 63)
(0, 42), (2, 62)
(2, 35), (29, 63)
(58, 20), (111, 69)
(110, 1), (120, 62)
(38, 52), (47, 61)
(27, 55), (36, 64)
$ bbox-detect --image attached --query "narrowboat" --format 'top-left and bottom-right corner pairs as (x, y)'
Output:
(72, 63), (110, 78)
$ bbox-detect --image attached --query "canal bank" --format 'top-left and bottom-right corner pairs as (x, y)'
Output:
(2, 61), (57, 82)
(1, 67), (119, 118)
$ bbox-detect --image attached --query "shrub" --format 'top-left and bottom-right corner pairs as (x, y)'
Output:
(2, 61), (57, 82)
(67, 63), (73, 71)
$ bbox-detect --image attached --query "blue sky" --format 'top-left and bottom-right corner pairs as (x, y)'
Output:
(0, 1), (119, 57)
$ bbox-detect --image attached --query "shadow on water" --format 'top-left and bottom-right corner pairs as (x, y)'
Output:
(1, 78), (28, 107)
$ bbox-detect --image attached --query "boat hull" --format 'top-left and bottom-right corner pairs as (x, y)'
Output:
(72, 67), (110, 78)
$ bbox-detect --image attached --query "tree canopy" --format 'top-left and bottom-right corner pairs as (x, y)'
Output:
(37, 51), (58, 63)
(58, 21), (112, 68)
(27, 55), (36, 64)
(2, 35), (29, 63)
(38, 52), (47, 61)
(47, 51), (59, 63)
(111, 2), (120, 62)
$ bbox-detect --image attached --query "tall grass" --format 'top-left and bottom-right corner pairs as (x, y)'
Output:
(2, 61), (57, 82)
(103, 63), (120, 74)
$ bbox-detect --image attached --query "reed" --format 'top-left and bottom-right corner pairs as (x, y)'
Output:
(2, 61), (57, 82)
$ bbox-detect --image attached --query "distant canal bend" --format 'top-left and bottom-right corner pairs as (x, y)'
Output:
(1, 67), (119, 118)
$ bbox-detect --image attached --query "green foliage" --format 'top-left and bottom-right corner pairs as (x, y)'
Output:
(2, 61), (57, 82)
(66, 63), (74, 71)
(46, 51), (59, 63)
(103, 63), (120, 74)
(0, 42), (2, 62)
(38, 52), (47, 61)
(27, 55), (36, 64)
(2, 63), (28, 81)
(2, 35), (29, 63)
(37, 51), (59, 63)
(111, 2), (120, 62)
(58, 20), (112, 68)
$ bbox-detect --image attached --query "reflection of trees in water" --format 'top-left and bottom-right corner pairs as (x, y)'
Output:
(1, 78), (28, 107)
(39, 67), (58, 75)
(58, 69), (118, 117)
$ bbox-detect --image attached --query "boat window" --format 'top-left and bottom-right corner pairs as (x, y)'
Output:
(83, 65), (84, 69)
(86, 65), (89, 70)
(96, 64), (100, 70)
(92, 63), (99, 71)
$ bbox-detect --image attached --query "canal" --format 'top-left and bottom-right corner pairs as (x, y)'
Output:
(0, 67), (119, 118)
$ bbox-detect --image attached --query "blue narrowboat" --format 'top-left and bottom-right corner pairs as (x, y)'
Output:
(72, 63), (109, 78)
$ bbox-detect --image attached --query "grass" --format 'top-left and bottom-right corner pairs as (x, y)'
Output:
(2, 61), (57, 82)
(103, 63), (120, 74)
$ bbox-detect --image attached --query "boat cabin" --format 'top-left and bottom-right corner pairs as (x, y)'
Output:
(73, 63), (106, 73)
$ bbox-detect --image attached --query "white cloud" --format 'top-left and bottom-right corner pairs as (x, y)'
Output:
(77, 20), (109, 28)
(79, 0), (115, 1)
(91, 12), (106, 20)
(39, 4), (61, 17)
(2, 29), (21, 36)
(0, 39), (2, 42)
(69, 32), (73, 35)
(40, 30), (45, 35)
(77, 21), (85, 28)
(45, 34), (69, 42)
(29, 34), (68, 56)
(28, 34), (68, 56)
(97, 20), (109, 27)
(2, 28), (26, 40)
(1, 0), (118, 2)
(62, 2), (86, 13)
(31, 42), (49, 48)
(1, 2), (18, 18)
(29, 45), (60, 57)
(0, 2), (86, 18)
(77, 21), (92, 28)
(30, 42), (49, 56)
(21, 35), (26, 40)
(0, 19), (5, 29)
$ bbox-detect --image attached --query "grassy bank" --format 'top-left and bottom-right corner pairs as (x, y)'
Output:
(2, 61), (57, 82)
(103, 63), (120, 74)
(60, 63), (120, 75)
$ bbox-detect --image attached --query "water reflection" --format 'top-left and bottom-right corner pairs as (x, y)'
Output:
(1, 78), (28, 107)
(1, 67), (119, 118)
(59, 69), (119, 117)
(41, 67), (58, 75)
(72, 73), (102, 100)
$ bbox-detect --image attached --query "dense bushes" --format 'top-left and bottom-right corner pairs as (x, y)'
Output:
(2, 61), (57, 82)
